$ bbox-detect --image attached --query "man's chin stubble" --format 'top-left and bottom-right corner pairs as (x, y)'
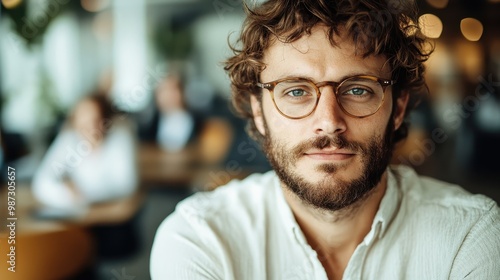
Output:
(260, 111), (395, 213)
(282, 175), (383, 222)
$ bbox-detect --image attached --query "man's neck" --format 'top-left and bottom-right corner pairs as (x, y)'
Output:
(282, 172), (388, 279)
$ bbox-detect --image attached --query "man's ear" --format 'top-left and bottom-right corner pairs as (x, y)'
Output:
(393, 91), (409, 130)
(250, 94), (266, 136)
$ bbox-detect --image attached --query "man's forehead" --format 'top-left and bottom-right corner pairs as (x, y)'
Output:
(264, 25), (335, 56)
(261, 25), (391, 81)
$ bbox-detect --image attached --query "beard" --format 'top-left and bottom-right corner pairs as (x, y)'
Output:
(262, 118), (395, 212)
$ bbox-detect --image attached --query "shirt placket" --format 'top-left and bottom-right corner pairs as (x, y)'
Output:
(342, 222), (382, 280)
(292, 227), (329, 280)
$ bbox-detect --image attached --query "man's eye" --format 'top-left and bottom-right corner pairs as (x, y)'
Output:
(285, 89), (307, 97)
(344, 87), (370, 96)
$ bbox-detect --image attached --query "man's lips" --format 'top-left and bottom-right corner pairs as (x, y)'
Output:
(303, 149), (356, 160)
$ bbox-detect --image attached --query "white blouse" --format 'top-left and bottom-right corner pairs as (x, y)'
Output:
(32, 120), (138, 210)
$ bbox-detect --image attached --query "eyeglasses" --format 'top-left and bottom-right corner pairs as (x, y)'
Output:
(256, 75), (395, 119)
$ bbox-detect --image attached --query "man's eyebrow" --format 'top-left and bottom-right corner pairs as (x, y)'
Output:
(339, 72), (392, 81)
(260, 74), (314, 83)
(267, 71), (389, 83)
(276, 74), (318, 81)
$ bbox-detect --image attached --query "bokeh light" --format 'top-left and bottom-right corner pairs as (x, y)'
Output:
(418, 13), (443, 39)
(2, 0), (22, 9)
(460, 18), (484, 42)
(81, 0), (110, 12)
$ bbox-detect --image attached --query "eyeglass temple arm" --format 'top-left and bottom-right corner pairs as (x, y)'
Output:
(256, 82), (271, 89)
(380, 79), (396, 86)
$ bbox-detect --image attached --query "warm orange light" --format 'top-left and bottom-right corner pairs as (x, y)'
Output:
(418, 14), (443, 39)
(454, 41), (483, 82)
(81, 0), (110, 12)
(460, 18), (483, 41)
(2, 0), (22, 9)
(426, 0), (449, 9)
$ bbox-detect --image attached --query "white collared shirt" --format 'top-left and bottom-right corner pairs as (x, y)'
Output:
(150, 165), (500, 279)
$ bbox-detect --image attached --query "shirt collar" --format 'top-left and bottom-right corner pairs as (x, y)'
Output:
(273, 175), (310, 244)
(274, 167), (402, 244)
(369, 166), (401, 241)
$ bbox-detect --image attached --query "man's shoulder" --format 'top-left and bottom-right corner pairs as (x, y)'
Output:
(173, 170), (278, 224)
(392, 165), (498, 215)
(382, 165), (500, 279)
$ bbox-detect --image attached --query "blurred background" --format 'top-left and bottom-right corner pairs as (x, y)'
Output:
(0, 0), (499, 279)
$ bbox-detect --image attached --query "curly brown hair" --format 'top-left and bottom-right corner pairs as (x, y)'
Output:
(224, 0), (432, 145)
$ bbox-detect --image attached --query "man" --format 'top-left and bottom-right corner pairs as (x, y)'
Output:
(151, 0), (500, 279)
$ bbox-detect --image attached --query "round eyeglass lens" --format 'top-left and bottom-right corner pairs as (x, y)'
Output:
(337, 77), (384, 117)
(273, 80), (318, 118)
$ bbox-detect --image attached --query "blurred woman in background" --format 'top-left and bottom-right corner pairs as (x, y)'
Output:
(32, 94), (138, 211)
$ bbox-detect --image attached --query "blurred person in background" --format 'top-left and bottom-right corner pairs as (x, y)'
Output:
(32, 93), (138, 211)
(151, 0), (500, 279)
(140, 74), (204, 152)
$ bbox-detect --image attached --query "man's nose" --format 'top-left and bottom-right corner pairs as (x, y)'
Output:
(311, 86), (347, 136)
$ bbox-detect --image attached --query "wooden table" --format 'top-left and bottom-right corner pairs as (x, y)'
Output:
(139, 143), (203, 187)
(0, 184), (145, 279)
(138, 118), (235, 188)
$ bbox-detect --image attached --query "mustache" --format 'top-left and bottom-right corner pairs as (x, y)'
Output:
(291, 135), (364, 158)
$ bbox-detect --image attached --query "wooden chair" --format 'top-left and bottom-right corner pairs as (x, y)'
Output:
(0, 226), (94, 280)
